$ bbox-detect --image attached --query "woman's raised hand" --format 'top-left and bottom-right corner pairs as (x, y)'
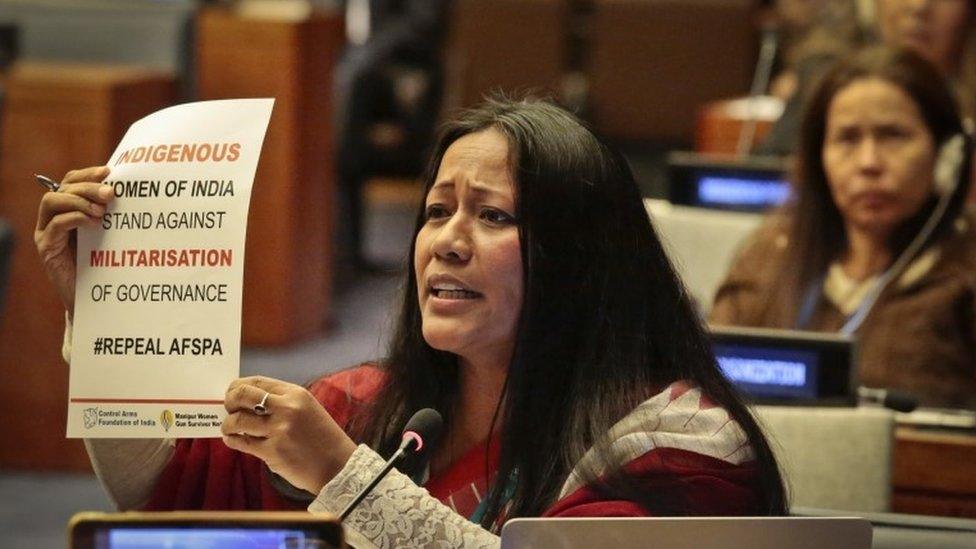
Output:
(34, 166), (113, 317)
(222, 376), (358, 495)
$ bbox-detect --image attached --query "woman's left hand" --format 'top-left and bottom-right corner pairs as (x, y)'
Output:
(221, 376), (357, 495)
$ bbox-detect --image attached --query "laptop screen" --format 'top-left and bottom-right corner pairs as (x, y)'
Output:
(96, 528), (320, 549)
(709, 326), (855, 405)
(500, 517), (873, 549)
(69, 512), (342, 549)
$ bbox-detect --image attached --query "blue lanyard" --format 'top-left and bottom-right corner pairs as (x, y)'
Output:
(794, 275), (827, 331)
(468, 471), (517, 525)
(795, 269), (892, 335)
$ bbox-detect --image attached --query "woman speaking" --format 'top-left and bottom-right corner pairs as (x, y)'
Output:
(37, 97), (785, 547)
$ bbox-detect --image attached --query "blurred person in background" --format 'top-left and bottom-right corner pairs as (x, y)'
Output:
(760, 0), (974, 155)
(712, 47), (976, 409)
(334, 0), (449, 271)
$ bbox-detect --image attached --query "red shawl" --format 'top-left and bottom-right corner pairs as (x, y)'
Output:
(144, 366), (761, 517)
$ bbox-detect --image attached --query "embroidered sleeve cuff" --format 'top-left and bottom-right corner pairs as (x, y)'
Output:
(309, 444), (385, 516)
(309, 444), (499, 548)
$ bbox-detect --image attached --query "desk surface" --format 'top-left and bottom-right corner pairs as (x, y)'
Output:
(894, 427), (976, 518)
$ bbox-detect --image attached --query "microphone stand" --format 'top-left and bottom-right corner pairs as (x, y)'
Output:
(337, 408), (441, 522)
(339, 437), (417, 521)
(736, 24), (779, 157)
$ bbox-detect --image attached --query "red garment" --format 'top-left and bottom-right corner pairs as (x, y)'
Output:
(144, 365), (385, 511)
(144, 365), (496, 515)
(544, 449), (761, 517)
(144, 366), (762, 517)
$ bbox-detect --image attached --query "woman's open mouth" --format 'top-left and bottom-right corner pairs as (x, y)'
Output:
(432, 289), (481, 299)
(427, 274), (484, 300)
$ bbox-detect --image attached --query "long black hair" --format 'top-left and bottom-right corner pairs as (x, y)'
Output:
(762, 46), (972, 325)
(350, 95), (786, 526)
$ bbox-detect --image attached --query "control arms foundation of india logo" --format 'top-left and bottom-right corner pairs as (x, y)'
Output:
(83, 408), (99, 429)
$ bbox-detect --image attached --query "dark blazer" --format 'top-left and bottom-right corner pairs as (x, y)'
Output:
(350, 0), (448, 67)
(710, 209), (976, 409)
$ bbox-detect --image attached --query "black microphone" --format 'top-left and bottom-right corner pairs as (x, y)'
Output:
(858, 386), (918, 413)
(339, 408), (443, 521)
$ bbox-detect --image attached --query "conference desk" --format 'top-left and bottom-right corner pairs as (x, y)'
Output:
(893, 427), (976, 518)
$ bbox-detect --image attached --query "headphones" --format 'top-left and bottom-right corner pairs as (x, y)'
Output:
(933, 131), (970, 198)
(833, 121), (973, 335)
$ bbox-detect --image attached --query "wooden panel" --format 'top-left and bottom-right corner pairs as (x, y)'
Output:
(0, 62), (176, 470)
(196, 8), (343, 345)
(588, 0), (759, 143)
(892, 492), (976, 519)
(893, 428), (976, 518)
(445, 0), (566, 110)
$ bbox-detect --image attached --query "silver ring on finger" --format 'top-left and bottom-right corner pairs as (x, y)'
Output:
(253, 390), (272, 416)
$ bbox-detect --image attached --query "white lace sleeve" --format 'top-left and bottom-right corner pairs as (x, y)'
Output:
(309, 444), (500, 549)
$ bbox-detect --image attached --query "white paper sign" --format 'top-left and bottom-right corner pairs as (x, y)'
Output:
(67, 98), (274, 438)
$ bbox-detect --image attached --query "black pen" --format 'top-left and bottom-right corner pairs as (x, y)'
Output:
(34, 174), (60, 192)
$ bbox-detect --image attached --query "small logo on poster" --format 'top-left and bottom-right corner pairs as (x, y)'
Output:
(83, 408), (99, 429)
(160, 409), (175, 432)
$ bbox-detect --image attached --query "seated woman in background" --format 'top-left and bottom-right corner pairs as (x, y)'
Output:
(712, 47), (976, 409)
(37, 97), (785, 547)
